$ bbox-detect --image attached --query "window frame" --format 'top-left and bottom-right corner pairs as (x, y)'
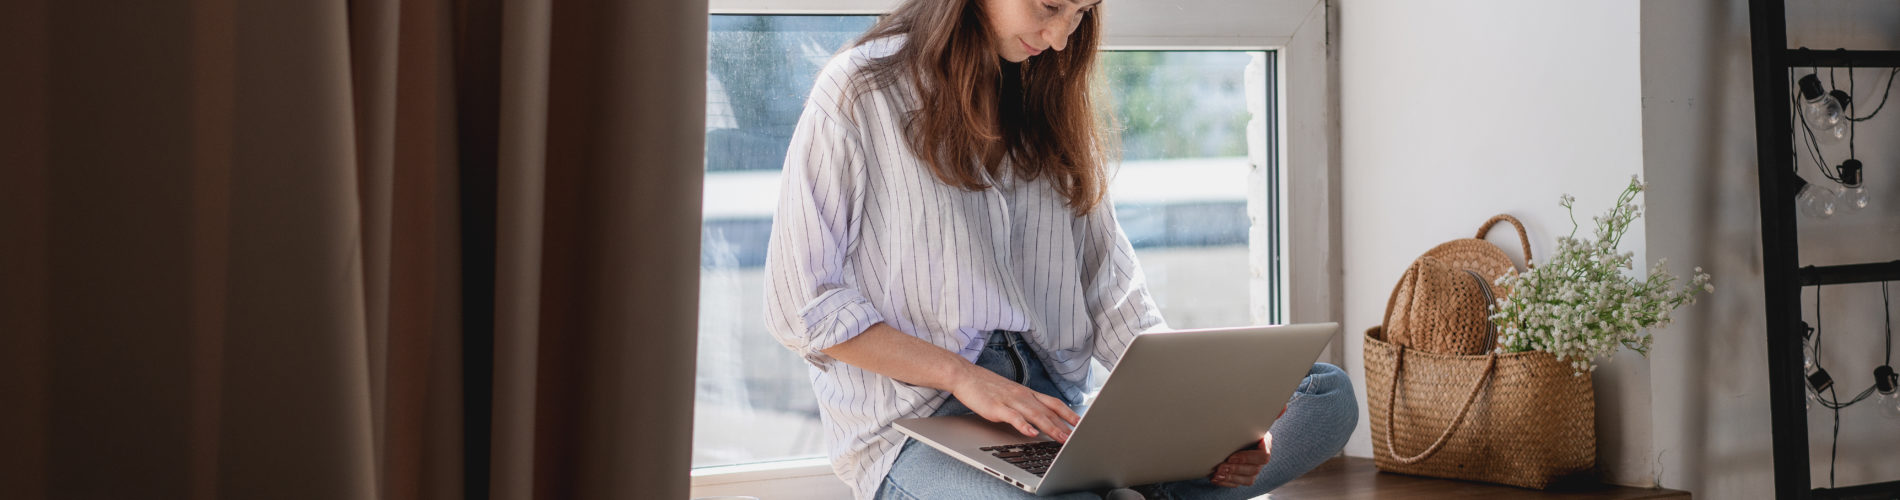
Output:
(693, 0), (1339, 495)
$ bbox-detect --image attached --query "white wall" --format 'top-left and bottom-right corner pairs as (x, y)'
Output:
(1643, 0), (1900, 497)
(1338, 0), (1655, 486)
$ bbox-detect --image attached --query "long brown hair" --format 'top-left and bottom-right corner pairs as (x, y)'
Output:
(847, 0), (1114, 215)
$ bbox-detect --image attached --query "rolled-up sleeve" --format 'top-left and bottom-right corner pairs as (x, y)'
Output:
(1075, 199), (1167, 373)
(763, 104), (884, 369)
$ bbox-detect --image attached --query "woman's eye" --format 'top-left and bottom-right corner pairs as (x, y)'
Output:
(1043, 3), (1061, 12)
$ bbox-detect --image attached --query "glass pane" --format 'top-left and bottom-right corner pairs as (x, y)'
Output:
(698, 23), (1272, 467)
(698, 14), (879, 469)
(1101, 51), (1267, 330)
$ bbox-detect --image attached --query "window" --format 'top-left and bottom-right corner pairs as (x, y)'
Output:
(698, 14), (880, 469)
(1101, 50), (1276, 330)
(696, 16), (1278, 469)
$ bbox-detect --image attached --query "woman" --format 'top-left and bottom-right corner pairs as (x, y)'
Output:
(762, 0), (1357, 497)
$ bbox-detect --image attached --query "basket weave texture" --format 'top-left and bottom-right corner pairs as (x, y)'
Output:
(1367, 214), (1596, 489)
(1385, 215), (1529, 355)
(1364, 327), (1596, 488)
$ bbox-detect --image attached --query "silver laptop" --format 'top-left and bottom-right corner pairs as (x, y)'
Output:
(893, 322), (1338, 495)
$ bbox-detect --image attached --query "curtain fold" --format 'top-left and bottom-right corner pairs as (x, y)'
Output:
(491, 0), (552, 498)
(346, 0), (402, 493)
(0, 0), (707, 498)
(0, 1), (52, 499)
(533, 0), (707, 496)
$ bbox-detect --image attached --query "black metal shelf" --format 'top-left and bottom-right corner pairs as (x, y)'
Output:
(1799, 261), (1900, 286)
(1786, 48), (1900, 68)
(1751, 2), (1900, 499)
(1813, 479), (1900, 500)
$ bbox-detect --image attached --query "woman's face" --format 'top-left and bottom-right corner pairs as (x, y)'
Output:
(982, 0), (1099, 63)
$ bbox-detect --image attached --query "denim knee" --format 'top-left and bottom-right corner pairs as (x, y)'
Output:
(1294, 363), (1358, 435)
(1298, 363), (1351, 395)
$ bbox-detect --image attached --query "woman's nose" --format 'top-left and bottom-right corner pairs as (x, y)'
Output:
(1040, 16), (1075, 52)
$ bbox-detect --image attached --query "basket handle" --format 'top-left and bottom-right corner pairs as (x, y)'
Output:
(1383, 270), (1502, 463)
(1476, 214), (1534, 267)
(1382, 345), (1499, 465)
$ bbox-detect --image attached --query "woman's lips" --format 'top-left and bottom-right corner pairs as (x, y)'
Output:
(1021, 38), (1042, 56)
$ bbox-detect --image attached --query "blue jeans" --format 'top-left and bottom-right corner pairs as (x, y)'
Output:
(876, 331), (1358, 499)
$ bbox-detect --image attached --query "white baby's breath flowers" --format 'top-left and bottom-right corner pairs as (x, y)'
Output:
(1490, 176), (1713, 376)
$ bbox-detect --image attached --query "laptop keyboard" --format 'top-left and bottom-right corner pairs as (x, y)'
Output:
(982, 441), (1063, 477)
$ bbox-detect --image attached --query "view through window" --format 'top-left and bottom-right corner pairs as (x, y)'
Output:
(697, 14), (1274, 468)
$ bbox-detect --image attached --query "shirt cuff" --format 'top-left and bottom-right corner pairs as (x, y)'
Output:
(957, 332), (987, 363)
(797, 287), (886, 368)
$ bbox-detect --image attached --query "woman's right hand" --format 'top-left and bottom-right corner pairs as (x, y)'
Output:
(947, 365), (1082, 442)
(813, 323), (1081, 441)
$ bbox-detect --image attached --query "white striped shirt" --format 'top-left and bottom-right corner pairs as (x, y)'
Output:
(762, 36), (1166, 499)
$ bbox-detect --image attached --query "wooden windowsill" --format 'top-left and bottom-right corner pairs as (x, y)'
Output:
(1269, 457), (1691, 500)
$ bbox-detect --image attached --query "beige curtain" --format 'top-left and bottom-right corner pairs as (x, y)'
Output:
(0, 0), (706, 499)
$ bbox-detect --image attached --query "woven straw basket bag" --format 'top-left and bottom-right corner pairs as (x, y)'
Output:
(1366, 215), (1596, 489)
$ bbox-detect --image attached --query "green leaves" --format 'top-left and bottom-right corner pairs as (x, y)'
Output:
(1490, 176), (1713, 376)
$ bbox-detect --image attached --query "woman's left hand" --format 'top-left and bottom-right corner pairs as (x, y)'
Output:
(1208, 434), (1270, 488)
(1211, 405), (1282, 488)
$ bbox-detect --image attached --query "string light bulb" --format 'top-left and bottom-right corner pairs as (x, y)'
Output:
(1836, 159), (1870, 212)
(1799, 74), (1851, 144)
(1875, 365), (1899, 420)
(1795, 174), (1844, 219)
(1801, 320), (1817, 372)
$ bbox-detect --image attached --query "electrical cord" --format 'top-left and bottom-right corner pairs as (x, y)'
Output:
(1784, 59), (1897, 492)
(1788, 71), (1804, 169)
(1818, 283), (1836, 489)
(1815, 384), (1876, 409)
(1791, 66), (1897, 187)
(1787, 66), (1899, 183)
(1830, 382), (1840, 488)
(1805, 282), (1900, 489)
(1791, 70), (1835, 181)
(1810, 286), (1876, 410)
(1846, 67), (1900, 122)
(1813, 285), (1841, 489)
(1792, 73), (1837, 182)
(1800, 120), (1836, 183)
(1848, 67), (1856, 161)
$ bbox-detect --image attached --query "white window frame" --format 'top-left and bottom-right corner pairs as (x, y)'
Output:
(695, 1), (1339, 497)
